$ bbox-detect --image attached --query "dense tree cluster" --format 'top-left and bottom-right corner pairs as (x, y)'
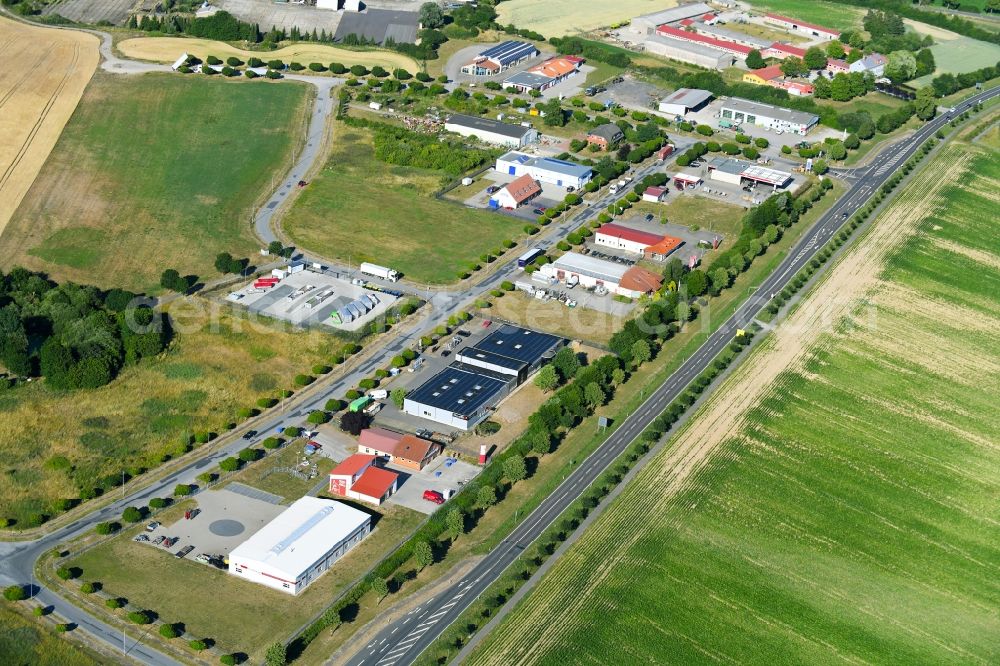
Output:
(0, 269), (168, 388)
(343, 117), (496, 175)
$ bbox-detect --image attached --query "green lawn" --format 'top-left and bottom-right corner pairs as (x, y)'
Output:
(468, 143), (1000, 664)
(818, 92), (906, 119)
(219, 441), (321, 502)
(744, 0), (865, 32)
(0, 605), (102, 665)
(912, 36), (1000, 86)
(0, 72), (311, 293)
(630, 194), (746, 239)
(67, 503), (424, 662)
(284, 123), (525, 284)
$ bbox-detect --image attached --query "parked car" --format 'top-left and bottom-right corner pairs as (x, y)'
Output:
(645, 214), (654, 222)
(176, 545), (195, 559)
(162, 537), (178, 548)
(153, 536), (165, 545)
(194, 553), (212, 564)
(532, 207), (547, 215)
(297, 180), (308, 188)
(242, 430), (257, 441)
(485, 185), (499, 194)
(133, 534), (149, 542)
(423, 490), (445, 505)
(145, 521), (159, 532)
(482, 319), (492, 328)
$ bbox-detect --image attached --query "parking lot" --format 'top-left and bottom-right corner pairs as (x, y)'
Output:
(227, 268), (398, 331)
(136, 488), (286, 566)
(384, 455), (480, 514)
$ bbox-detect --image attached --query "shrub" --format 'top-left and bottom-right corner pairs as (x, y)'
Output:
(148, 497), (168, 509)
(159, 623), (179, 639)
(219, 457), (240, 473)
(307, 410), (330, 425)
(359, 378), (378, 390)
(106, 597), (123, 609)
(122, 506), (143, 523)
(4, 585), (27, 601)
(94, 521), (115, 535)
(295, 374), (314, 386)
(174, 484), (192, 497)
(221, 656), (237, 666)
(80, 582), (96, 594)
(128, 611), (151, 624)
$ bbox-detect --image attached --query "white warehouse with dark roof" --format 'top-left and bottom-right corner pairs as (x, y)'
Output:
(227, 497), (370, 595)
(445, 114), (539, 148)
(719, 98), (819, 135)
(496, 151), (593, 190)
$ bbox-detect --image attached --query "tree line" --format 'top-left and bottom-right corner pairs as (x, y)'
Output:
(0, 268), (169, 390)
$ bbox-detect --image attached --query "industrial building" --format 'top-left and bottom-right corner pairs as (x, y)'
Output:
(489, 174), (542, 209)
(227, 497), (370, 595)
(495, 151), (593, 190)
(402, 325), (565, 430)
(695, 24), (771, 50)
(643, 33), (738, 70)
(445, 114), (539, 148)
(707, 157), (793, 189)
(763, 13), (840, 40)
(594, 223), (683, 260)
(655, 24), (753, 58)
(719, 98), (819, 135)
(629, 2), (714, 36)
(764, 42), (807, 60)
(504, 56), (582, 93)
(658, 88), (714, 116)
(538, 252), (664, 298)
(356, 428), (441, 471)
(461, 41), (539, 76)
(328, 454), (398, 506)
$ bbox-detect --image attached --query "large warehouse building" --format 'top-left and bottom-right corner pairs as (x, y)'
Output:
(461, 40), (539, 75)
(445, 114), (539, 148)
(658, 88), (714, 116)
(403, 325), (565, 430)
(719, 98), (819, 135)
(707, 157), (793, 189)
(495, 151), (593, 190)
(538, 252), (663, 298)
(643, 34), (737, 70)
(228, 497), (370, 595)
(629, 2), (714, 36)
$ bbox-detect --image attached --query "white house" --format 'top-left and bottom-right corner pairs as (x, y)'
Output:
(444, 114), (539, 148)
(489, 174), (541, 209)
(227, 497), (370, 595)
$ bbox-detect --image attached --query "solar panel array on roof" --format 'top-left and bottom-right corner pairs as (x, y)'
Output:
(405, 364), (512, 417)
(473, 324), (563, 365)
(479, 40), (538, 67)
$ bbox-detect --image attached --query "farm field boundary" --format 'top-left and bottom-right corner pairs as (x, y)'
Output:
(467, 136), (1000, 664)
(0, 15), (99, 237)
(496, 0), (679, 38)
(117, 37), (419, 72)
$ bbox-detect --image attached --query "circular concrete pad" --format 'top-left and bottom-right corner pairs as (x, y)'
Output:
(209, 519), (245, 537)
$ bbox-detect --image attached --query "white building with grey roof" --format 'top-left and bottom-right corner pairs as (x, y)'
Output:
(444, 114), (539, 148)
(719, 98), (819, 135)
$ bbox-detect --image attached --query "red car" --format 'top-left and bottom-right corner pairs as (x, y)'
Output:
(422, 490), (445, 505)
(481, 319), (492, 328)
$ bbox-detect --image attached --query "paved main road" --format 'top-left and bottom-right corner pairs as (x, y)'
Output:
(345, 87), (1000, 666)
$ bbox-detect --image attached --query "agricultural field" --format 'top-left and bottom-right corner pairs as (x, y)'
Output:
(0, 72), (310, 293)
(496, 0), (679, 38)
(0, 16), (99, 238)
(469, 140), (1000, 665)
(283, 123), (525, 284)
(117, 37), (419, 72)
(744, 0), (865, 32)
(0, 605), (102, 666)
(0, 301), (336, 527)
(66, 502), (423, 661)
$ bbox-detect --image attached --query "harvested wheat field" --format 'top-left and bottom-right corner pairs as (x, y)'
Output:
(496, 0), (678, 37)
(0, 16), (98, 237)
(470, 139), (1000, 665)
(117, 37), (419, 72)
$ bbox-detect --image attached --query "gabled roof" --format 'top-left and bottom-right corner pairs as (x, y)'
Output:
(446, 114), (533, 139)
(769, 42), (807, 58)
(645, 235), (683, 257)
(358, 427), (403, 452)
(749, 64), (784, 81)
(392, 434), (439, 463)
(477, 40), (538, 66)
(349, 466), (398, 499)
(656, 24), (753, 55)
(619, 266), (663, 293)
(644, 186), (667, 196)
(503, 174), (542, 204)
(528, 56), (579, 78)
(330, 454), (376, 478)
(597, 223), (666, 246)
(827, 58), (849, 70)
(588, 123), (624, 141)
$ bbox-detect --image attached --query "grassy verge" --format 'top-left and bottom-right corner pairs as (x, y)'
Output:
(0, 603), (104, 665)
(0, 72), (311, 293)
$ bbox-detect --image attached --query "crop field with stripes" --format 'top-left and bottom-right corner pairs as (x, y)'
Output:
(468, 139), (1000, 664)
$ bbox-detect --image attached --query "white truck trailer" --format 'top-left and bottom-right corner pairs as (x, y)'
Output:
(359, 262), (399, 282)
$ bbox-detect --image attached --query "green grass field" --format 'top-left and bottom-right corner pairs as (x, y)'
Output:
(0, 303), (336, 526)
(67, 503), (423, 661)
(0, 72), (310, 293)
(496, 0), (681, 38)
(745, 0), (865, 32)
(913, 36), (1000, 86)
(283, 123), (525, 284)
(0, 605), (102, 665)
(468, 141), (1000, 664)
(818, 92), (907, 119)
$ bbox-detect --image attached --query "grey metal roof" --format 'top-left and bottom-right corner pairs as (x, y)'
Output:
(644, 33), (730, 61)
(708, 156), (748, 175)
(405, 364), (511, 417)
(446, 114), (532, 139)
(479, 40), (538, 66)
(660, 88), (714, 109)
(470, 324), (563, 366)
(532, 156), (592, 179)
(550, 252), (629, 283)
(698, 24), (771, 48)
(721, 97), (819, 126)
(503, 71), (554, 89)
(634, 2), (713, 26)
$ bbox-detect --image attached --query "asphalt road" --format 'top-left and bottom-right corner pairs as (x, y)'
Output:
(344, 87), (1000, 666)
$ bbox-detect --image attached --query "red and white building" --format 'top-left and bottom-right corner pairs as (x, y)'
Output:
(328, 454), (399, 506)
(655, 24), (753, 58)
(489, 174), (542, 209)
(595, 223), (683, 260)
(763, 13), (840, 40)
(764, 42), (808, 61)
(642, 186), (668, 203)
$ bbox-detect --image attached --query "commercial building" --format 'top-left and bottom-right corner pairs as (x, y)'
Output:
(707, 157), (793, 189)
(764, 42), (807, 60)
(643, 186), (668, 203)
(445, 114), (538, 148)
(228, 497), (370, 595)
(495, 151), (592, 190)
(504, 56), (582, 92)
(743, 66), (814, 96)
(595, 223), (682, 259)
(655, 25), (753, 59)
(461, 41), (539, 76)
(489, 174), (542, 209)
(328, 454), (398, 506)
(587, 123), (625, 150)
(539, 252), (664, 298)
(629, 2), (714, 36)
(658, 88), (714, 116)
(403, 325), (565, 431)
(763, 13), (840, 40)
(695, 24), (771, 50)
(719, 98), (818, 135)
(503, 71), (556, 93)
(643, 34), (737, 70)
(357, 428), (441, 471)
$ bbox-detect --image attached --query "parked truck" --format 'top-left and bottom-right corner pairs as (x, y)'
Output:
(359, 262), (399, 282)
(368, 389), (388, 400)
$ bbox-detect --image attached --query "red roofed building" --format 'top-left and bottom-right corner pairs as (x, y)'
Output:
(356, 428), (441, 471)
(655, 24), (753, 57)
(764, 42), (807, 60)
(619, 266), (663, 298)
(743, 65), (814, 96)
(490, 174), (542, 209)
(358, 427), (403, 455)
(329, 454), (399, 505)
(764, 13), (840, 40)
(680, 18), (694, 27)
(702, 13), (718, 25)
(643, 186), (668, 203)
(827, 58), (850, 74)
(644, 236), (683, 261)
(595, 223), (681, 260)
